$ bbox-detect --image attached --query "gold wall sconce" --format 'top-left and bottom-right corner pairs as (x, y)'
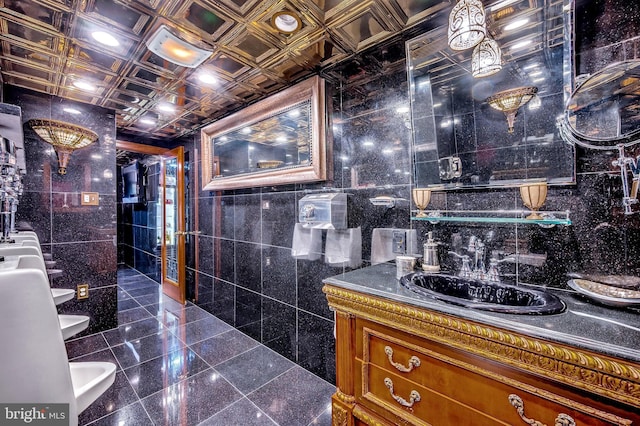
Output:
(520, 182), (547, 219)
(486, 86), (538, 133)
(28, 119), (99, 175)
(447, 0), (487, 51)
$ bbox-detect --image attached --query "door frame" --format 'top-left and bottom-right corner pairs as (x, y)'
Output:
(116, 141), (186, 304)
(160, 146), (186, 304)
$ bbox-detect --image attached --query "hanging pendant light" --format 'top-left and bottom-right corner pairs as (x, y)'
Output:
(448, 0), (487, 51)
(472, 37), (502, 78)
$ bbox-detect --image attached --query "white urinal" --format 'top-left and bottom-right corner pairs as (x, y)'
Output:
(10, 255), (75, 305)
(1, 256), (88, 338)
(0, 269), (115, 426)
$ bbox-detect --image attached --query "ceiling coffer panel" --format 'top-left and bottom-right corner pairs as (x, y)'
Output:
(0, 0), (555, 141)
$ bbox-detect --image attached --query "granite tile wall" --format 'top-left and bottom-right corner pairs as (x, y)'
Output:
(6, 86), (118, 336)
(119, 0), (640, 386)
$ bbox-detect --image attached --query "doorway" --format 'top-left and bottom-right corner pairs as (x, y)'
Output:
(116, 141), (186, 304)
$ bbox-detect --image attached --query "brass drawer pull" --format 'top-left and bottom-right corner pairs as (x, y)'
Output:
(384, 345), (421, 373)
(384, 377), (421, 408)
(508, 394), (576, 426)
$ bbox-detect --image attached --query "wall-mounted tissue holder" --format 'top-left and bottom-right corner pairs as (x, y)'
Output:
(298, 193), (347, 229)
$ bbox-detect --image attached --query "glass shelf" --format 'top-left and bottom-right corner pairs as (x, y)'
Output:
(411, 210), (572, 226)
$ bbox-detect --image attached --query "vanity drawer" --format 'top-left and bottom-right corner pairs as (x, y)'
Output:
(359, 323), (632, 426)
(359, 361), (508, 426)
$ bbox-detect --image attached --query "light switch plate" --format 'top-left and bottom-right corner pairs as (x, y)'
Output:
(81, 192), (99, 206)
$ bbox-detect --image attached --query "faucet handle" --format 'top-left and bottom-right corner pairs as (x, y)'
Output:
(448, 251), (472, 278)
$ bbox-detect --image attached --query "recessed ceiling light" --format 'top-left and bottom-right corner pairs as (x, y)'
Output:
(72, 80), (96, 92)
(91, 31), (120, 47)
(145, 25), (212, 68)
(510, 39), (532, 51)
(197, 73), (217, 85)
(504, 18), (529, 31)
(158, 103), (176, 113)
(63, 107), (81, 115)
(271, 11), (302, 34)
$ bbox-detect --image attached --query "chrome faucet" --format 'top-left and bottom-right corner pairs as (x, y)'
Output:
(449, 236), (513, 282)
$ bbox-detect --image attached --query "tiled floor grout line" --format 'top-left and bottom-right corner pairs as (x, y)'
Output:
(82, 271), (334, 425)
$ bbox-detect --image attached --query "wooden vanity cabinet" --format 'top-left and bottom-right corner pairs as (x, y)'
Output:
(323, 284), (640, 426)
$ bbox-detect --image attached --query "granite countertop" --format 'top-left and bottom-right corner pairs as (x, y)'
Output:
(324, 263), (640, 364)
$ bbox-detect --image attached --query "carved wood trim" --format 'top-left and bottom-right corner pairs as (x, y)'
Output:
(332, 402), (348, 426)
(361, 326), (632, 425)
(324, 285), (640, 409)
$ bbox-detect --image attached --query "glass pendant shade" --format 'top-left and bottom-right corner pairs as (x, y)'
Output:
(28, 119), (98, 175)
(486, 86), (538, 133)
(448, 0), (487, 51)
(472, 37), (502, 78)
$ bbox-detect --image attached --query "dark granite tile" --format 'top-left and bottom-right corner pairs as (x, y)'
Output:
(297, 259), (337, 320)
(141, 368), (242, 425)
(215, 345), (295, 394)
(126, 285), (161, 298)
(200, 397), (277, 426)
(146, 304), (211, 328)
(66, 333), (109, 360)
(261, 191), (296, 248)
(298, 311), (336, 385)
(262, 298), (296, 361)
(262, 245), (296, 306)
(55, 285), (118, 337)
(77, 371), (138, 425)
(103, 318), (165, 346)
(235, 287), (261, 340)
(117, 298), (140, 311)
(85, 402), (153, 426)
(110, 330), (184, 369)
(123, 347), (209, 398)
(118, 306), (153, 325)
(215, 238), (235, 283)
(307, 406), (332, 426)
(247, 366), (334, 426)
(190, 329), (260, 367)
(170, 315), (233, 345)
(235, 241), (262, 292)
(234, 193), (262, 243)
(72, 348), (119, 369)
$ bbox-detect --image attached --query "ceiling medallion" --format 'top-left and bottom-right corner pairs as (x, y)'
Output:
(271, 11), (302, 34)
(448, 0), (487, 51)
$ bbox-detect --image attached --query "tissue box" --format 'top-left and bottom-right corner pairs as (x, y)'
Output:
(298, 193), (347, 229)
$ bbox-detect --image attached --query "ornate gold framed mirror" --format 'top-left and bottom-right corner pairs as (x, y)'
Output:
(200, 76), (328, 191)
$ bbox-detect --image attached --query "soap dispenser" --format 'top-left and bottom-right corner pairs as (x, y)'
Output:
(422, 232), (440, 272)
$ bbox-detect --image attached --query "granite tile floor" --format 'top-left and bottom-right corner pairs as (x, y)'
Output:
(67, 267), (334, 426)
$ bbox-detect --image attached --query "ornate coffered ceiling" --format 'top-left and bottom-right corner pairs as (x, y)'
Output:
(0, 0), (448, 141)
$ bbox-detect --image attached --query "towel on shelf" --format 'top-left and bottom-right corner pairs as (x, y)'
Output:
(291, 223), (322, 260)
(325, 227), (362, 268)
(371, 228), (418, 265)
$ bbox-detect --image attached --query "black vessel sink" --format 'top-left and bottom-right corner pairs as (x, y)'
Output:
(400, 272), (566, 315)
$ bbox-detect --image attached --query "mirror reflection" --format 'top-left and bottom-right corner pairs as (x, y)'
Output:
(211, 101), (311, 177)
(407, 0), (575, 189)
(561, 60), (640, 148)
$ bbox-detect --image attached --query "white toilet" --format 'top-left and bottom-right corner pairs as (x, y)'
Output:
(0, 268), (116, 425)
